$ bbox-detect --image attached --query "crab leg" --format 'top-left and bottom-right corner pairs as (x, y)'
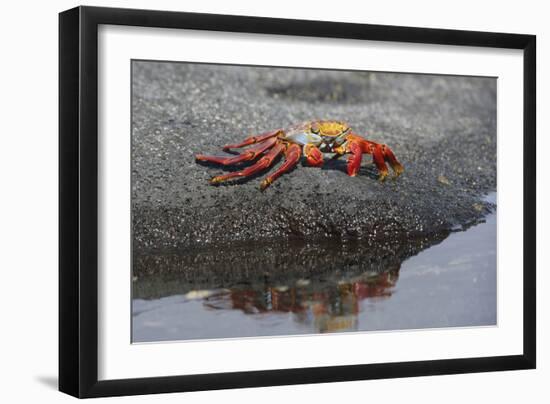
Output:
(346, 140), (363, 177)
(372, 144), (390, 181)
(210, 143), (285, 184)
(260, 143), (302, 190)
(380, 144), (404, 177)
(343, 140), (390, 180)
(195, 137), (277, 165)
(342, 133), (403, 180)
(222, 129), (282, 151)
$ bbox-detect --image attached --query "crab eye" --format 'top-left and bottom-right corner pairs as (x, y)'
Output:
(311, 126), (320, 134)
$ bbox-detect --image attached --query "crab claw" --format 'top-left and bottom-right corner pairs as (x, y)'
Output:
(304, 144), (324, 167)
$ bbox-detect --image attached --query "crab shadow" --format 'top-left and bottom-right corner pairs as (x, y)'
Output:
(195, 156), (381, 186)
(320, 158), (380, 181)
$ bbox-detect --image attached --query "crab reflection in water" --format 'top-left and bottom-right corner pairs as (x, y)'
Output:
(195, 267), (399, 333)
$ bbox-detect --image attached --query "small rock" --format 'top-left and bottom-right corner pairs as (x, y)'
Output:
(438, 175), (451, 185)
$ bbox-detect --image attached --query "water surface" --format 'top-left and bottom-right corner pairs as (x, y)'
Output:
(132, 194), (496, 342)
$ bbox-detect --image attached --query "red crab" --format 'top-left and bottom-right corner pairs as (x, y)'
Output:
(195, 120), (404, 190)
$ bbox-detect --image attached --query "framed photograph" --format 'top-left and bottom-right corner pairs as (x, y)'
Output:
(59, 6), (536, 398)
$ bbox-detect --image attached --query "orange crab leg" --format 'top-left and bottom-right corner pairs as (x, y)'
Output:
(372, 144), (390, 181)
(346, 140), (363, 177)
(196, 137), (277, 165)
(210, 143), (285, 184)
(342, 133), (403, 180)
(260, 143), (302, 190)
(222, 129), (282, 151)
(381, 144), (404, 177)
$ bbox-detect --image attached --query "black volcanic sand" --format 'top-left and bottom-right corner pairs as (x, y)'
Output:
(132, 61), (496, 279)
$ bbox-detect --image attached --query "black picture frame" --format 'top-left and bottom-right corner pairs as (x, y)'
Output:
(59, 5), (536, 398)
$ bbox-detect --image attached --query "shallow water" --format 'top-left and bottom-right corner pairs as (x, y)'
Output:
(132, 194), (496, 343)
